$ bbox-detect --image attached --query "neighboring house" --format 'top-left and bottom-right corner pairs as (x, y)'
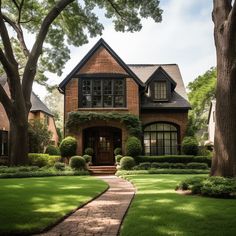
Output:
(59, 38), (191, 165)
(207, 99), (216, 145)
(0, 77), (59, 158)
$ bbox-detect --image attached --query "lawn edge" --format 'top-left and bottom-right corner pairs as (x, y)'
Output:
(32, 177), (110, 236)
(117, 175), (137, 236)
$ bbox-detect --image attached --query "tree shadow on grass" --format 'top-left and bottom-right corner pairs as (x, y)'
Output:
(0, 176), (107, 235)
(120, 175), (236, 236)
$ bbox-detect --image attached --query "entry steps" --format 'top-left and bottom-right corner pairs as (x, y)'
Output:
(88, 166), (117, 175)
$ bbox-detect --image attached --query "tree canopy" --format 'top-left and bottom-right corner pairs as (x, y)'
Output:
(187, 67), (216, 137)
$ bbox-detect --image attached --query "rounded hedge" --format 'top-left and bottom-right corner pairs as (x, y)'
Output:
(120, 156), (136, 170)
(114, 147), (122, 156)
(69, 156), (86, 170)
(182, 136), (199, 155)
(83, 154), (92, 163)
(54, 162), (65, 171)
(125, 136), (142, 157)
(59, 136), (77, 158)
(115, 155), (123, 163)
(84, 147), (94, 156)
(45, 145), (60, 155)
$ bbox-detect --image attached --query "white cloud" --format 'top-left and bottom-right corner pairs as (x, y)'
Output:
(34, 0), (216, 97)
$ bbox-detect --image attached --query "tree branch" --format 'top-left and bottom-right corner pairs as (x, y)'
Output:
(0, 82), (12, 117)
(2, 13), (30, 57)
(227, 1), (236, 44)
(0, 48), (14, 75)
(106, 0), (129, 22)
(22, 0), (74, 108)
(0, 4), (18, 68)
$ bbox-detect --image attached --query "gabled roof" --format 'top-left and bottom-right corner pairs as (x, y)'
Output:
(59, 38), (145, 92)
(128, 64), (191, 110)
(145, 66), (177, 90)
(128, 64), (188, 100)
(30, 92), (54, 116)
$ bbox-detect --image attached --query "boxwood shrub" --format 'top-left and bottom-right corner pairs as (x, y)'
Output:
(186, 162), (208, 169)
(126, 136), (142, 157)
(181, 136), (199, 155)
(69, 156), (86, 170)
(176, 176), (236, 198)
(45, 145), (60, 155)
(114, 147), (122, 155)
(60, 136), (77, 158)
(115, 155), (123, 163)
(120, 156), (136, 170)
(28, 153), (49, 167)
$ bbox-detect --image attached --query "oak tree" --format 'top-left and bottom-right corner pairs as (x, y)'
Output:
(0, 0), (162, 165)
(211, 0), (236, 177)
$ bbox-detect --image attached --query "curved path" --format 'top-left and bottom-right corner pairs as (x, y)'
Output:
(39, 175), (135, 236)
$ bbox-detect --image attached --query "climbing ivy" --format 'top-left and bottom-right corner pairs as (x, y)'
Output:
(66, 112), (142, 137)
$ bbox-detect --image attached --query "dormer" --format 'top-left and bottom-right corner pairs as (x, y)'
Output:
(146, 66), (177, 102)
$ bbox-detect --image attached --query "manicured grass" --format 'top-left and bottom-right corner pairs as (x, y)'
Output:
(120, 175), (236, 236)
(0, 176), (107, 235)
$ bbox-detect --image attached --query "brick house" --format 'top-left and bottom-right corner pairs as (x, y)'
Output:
(59, 38), (190, 165)
(0, 77), (59, 158)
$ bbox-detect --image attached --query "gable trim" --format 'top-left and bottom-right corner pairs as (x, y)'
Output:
(59, 38), (145, 93)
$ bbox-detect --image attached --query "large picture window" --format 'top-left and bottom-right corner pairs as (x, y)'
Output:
(0, 130), (8, 156)
(154, 81), (167, 100)
(144, 123), (179, 155)
(81, 79), (125, 108)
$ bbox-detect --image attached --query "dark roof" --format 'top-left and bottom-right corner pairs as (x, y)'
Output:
(128, 64), (191, 110)
(59, 38), (145, 92)
(30, 92), (54, 116)
(0, 76), (54, 116)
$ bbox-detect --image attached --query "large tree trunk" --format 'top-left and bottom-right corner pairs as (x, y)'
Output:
(9, 109), (29, 166)
(211, 0), (236, 177)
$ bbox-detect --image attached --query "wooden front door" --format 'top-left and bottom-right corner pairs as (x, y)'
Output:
(84, 127), (121, 165)
(96, 134), (113, 164)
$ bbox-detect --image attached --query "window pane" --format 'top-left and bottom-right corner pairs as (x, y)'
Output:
(114, 96), (124, 107)
(82, 80), (91, 94)
(93, 96), (102, 107)
(93, 80), (101, 95)
(104, 80), (112, 95)
(154, 81), (167, 100)
(82, 95), (92, 107)
(114, 80), (124, 95)
(0, 131), (8, 156)
(104, 95), (112, 107)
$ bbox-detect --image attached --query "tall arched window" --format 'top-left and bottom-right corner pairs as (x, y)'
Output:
(144, 123), (179, 155)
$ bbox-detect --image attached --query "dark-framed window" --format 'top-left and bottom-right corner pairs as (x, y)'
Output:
(143, 123), (179, 155)
(81, 78), (125, 108)
(154, 81), (167, 100)
(0, 130), (8, 156)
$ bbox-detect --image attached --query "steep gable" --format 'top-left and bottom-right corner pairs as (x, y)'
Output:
(59, 38), (144, 92)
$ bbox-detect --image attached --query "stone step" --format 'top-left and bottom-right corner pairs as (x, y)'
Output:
(88, 166), (117, 175)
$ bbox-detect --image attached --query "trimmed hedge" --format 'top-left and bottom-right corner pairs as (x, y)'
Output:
(28, 153), (61, 167)
(114, 147), (122, 156)
(115, 155), (123, 163)
(116, 169), (209, 176)
(84, 147), (94, 156)
(134, 162), (209, 170)
(136, 155), (211, 166)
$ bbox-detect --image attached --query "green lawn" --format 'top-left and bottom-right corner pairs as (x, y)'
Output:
(0, 176), (107, 235)
(120, 175), (236, 236)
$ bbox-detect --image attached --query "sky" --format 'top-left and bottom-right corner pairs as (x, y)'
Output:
(33, 0), (216, 99)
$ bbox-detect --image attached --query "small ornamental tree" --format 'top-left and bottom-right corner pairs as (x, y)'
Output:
(59, 136), (77, 158)
(28, 119), (52, 153)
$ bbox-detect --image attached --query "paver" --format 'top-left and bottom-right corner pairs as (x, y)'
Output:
(37, 176), (135, 236)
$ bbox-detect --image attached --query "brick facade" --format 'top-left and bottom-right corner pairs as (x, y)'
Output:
(140, 110), (188, 142)
(61, 39), (190, 162)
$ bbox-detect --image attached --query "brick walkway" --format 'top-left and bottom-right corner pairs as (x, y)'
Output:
(38, 175), (135, 236)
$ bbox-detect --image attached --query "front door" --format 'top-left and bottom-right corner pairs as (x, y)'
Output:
(97, 134), (113, 164)
(84, 127), (121, 165)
